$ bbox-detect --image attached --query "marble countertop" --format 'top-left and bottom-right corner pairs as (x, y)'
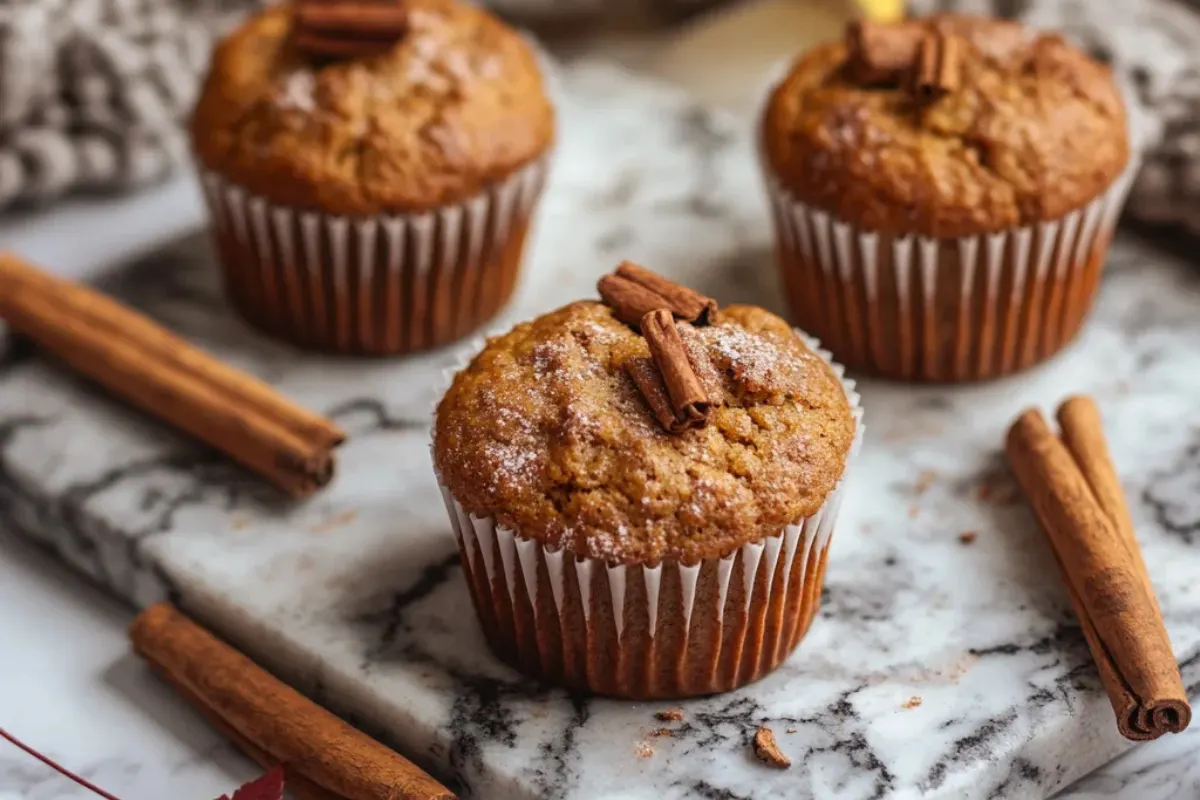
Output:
(3, 482), (1200, 800)
(3, 5), (1200, 799)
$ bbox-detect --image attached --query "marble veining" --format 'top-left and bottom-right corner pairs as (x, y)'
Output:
(2, 62), (1200, 799)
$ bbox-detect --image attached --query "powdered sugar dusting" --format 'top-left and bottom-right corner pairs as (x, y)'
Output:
(479, 404), (539, 495)
(704, 324), (786, 395)
(401, 19), (507, 96)
(276, 69), (316, 112)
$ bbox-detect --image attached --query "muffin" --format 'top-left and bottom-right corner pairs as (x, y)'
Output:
(432, 265), (862, 698)
(759, 15), (1134, 382)
(191, 0), (554, 355)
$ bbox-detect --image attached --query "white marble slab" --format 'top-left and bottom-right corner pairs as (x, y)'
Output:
(3, 531), (1200, 800)
(2, 61), (1200, 800)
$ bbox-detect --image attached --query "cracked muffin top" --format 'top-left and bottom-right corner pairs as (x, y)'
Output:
(761, 14), (1129, 238)
(190, 0), (554, 214)
(433, 301), (857, 565)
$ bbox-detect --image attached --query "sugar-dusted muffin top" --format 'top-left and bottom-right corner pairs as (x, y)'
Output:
(191, 0), (554, 215)
(433, 301), (856, 564)
(761, 15), (1129, 238)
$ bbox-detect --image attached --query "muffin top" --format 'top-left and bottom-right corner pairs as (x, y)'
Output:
(191, 0), (554, 215)
(433, 300), (856, 565)
(761, 15), (1129, 238)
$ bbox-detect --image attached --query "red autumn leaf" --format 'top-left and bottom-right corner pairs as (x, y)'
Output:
(215, 765), (285, 800)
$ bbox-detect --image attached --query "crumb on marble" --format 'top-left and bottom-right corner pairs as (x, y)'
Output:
(785, 728), (797, 734)
(914, 470), (936, 494)
(946, 653), (980, 682)
(309, 509), (359, 534)
(908, 504), (919, 519)
(975, 475), (1020, 506)
(655, 708), (684, 722)
(752, 726), (791, 768)
(958, 531), (977, 545)
(902, 696), (922, 709)
(231, 514), (252, 530)
(634, 741), (655, 759)
(649, 727), (673, 738)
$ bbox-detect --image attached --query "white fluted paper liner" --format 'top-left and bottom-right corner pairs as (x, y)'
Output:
(756, 66), (1141, 381)
(431, 329), (864, 698)
(197, 155), (549, 356)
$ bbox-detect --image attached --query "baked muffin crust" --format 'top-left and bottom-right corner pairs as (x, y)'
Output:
(433, 302), (856, 564)
(761, 15), (1129, 238)
(191, 0), (554, 215)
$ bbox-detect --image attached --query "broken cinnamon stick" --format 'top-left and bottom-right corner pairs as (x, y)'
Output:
(845, 20), (924, 85)
(0, 253), (344, 497)
(597, 261), (717, 329)
(130, 603), (455, 800)
(634, 309), (711, 432)
(911, 31), (961, 101)
(1006, 404), (1190, 741)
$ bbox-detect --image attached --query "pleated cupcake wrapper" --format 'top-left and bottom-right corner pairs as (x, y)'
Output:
(431, 330), (864, 698)
(197, 156), (549, 355)
(755, 70), (1140, 381)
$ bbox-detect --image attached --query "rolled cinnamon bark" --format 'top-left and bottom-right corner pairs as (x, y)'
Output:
(1057, 396), (1154, 596)
(130, 603), (455, 799)
(1006, 405), (1190, 740)
(0, 253), (344, 496)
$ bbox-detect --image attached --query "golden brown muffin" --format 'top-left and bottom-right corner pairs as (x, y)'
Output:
(192, 0), (553, 215)
(762, 15), (1128, 238)
(191, 0), (554, 356)
(434, 301), (856, 564)
(758, 14), (1135, 384)
(433, 290), (861, 698)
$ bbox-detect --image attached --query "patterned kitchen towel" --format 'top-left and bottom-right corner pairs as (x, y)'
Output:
(911, 0), (1200, 236)
(0, 0), (256, 210)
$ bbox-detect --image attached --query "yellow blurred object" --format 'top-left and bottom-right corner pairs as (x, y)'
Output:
(650, 0), (906, 119)
(857, 0), (905, 23)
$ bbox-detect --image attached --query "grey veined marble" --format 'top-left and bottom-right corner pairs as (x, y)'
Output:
(2, 62), (1200, 800)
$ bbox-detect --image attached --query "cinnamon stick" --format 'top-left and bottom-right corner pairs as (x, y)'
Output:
(625, 357), (679, 434)
(0, 253), (344, 497)
(294, 1), (409, 37)
(1057, 396), (1154, 597)
(1006, 405), (1190, 741)
(597, 261), (717, 329)
(911, 31), (961, 101)
(160, 671), (340, 800)
(130, 603), (455, 800)
(292, 0), (408, 61)
(845, 20), (924, 85)
(635, 309), (711, 432)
